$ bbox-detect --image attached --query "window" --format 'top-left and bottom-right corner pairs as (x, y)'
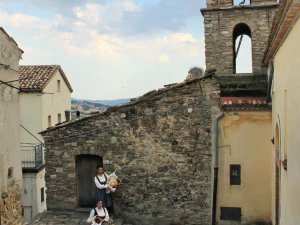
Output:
(57, 80), (61, 92)
(233, 0), (251, 5)
(65, 110), (71, 122)
(41, 187), (45, 203)
(233, 23), (252, 73)
(230, 164), (241, 185)
(58, 113), (61, 123)
(220, 207), (241, 221)
(48, 115), (51, 128)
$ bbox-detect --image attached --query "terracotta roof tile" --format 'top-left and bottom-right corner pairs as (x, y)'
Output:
(19, 65), (73, 92)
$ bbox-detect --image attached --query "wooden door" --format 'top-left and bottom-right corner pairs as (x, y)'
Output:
(76, 155), (103, 207)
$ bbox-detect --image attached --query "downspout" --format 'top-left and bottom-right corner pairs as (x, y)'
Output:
(212, 113), (224, 225)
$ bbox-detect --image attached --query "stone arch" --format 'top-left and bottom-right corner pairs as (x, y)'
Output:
(232, 0), (251, 5)
(232, 23), (252, 73)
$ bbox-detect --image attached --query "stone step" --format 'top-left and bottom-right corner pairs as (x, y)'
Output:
(75, 207), (91, 213)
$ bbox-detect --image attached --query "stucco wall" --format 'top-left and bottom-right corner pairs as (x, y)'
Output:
(20, 93), (43, 143)
(217, 112), (272, 225)
(272, 16), (300, 225)
(42, 70), (72, 129)
(22, 169), (46, 222)
(0, 29), (22, 224)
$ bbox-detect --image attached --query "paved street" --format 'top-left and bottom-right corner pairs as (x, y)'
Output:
(25, 210), (90, 225)
(24, 210), (123, 225)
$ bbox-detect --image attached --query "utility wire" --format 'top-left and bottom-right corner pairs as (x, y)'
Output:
(20, 124), (44, 145)
(0, 79), (19, 90)
(0, 63), (19, 73)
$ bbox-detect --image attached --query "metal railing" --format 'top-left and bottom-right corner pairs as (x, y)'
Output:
(21, 144), (44, 169)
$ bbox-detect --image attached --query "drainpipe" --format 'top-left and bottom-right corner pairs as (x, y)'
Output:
(212, 113), (224, 225)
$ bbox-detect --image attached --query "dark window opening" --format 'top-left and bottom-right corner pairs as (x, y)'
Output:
(230, 164), (241, 185)
(57, 80), (61, 92)
(48, 115), (51, 128)
(41, 187), (45, 203)
(233, 23), (252, 73)
(58, 113), (61, 123)
(233, 0), (251, 5)
(8, 167), (14, 179)
(220, 207), (241, 221)
(65, 110), (71, 122)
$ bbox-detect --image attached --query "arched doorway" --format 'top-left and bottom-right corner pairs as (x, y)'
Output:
(233, 23), (253, 73)
(275, 124), (281, 225)
(76, 154), (103, 207)
(232, 0), (251, 5)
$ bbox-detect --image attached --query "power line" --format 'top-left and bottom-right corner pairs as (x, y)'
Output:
(0, 63), (19, 73)
(0, 79), (19, 90)
(20, 124), (44, 145)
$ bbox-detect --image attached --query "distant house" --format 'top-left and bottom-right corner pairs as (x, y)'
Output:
(0, 27), (23, 225)
(19, 65), (73, 222)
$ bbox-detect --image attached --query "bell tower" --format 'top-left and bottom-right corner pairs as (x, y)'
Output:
(201, 0), (278, 75)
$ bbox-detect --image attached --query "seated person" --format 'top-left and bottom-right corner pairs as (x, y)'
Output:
(87, 200), (109, 225)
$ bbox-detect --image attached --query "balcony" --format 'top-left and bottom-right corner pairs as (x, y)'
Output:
(21, 144), (44, 172)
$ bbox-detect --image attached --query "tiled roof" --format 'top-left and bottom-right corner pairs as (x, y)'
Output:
(221, 97), (271, 111)
(263, 0), (300, 65)
(19, 65), (73, 92)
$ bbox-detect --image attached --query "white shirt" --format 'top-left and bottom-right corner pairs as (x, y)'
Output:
(94, 174), (116, 193)
(94, 174), (109, 189)
(87, 207), (109, 224)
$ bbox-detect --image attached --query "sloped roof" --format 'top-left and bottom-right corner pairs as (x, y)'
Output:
(263, 0), (300, 65)
(40, 70), (218, 134)
(19, 65), (73, 93)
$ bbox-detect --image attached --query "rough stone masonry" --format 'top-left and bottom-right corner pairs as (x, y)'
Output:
(41, 75), (220, 225)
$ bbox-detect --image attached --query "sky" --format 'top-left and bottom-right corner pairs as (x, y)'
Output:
(1, 0), (251, 99)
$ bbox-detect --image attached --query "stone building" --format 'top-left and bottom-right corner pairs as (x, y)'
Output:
(0, 27), (23, 225)
(202, 0), (277, 74)
(201, 1), (278, 224)
(41, 74), (220, 225)
(263, 0), (300, 224)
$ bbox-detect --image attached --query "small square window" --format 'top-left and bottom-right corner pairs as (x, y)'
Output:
(41, 187), (45, 203)
(65, 110), (71, 122)
(230, 164), (241, 185)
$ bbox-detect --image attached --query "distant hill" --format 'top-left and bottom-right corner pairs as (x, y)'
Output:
(71, 98), (131, 117)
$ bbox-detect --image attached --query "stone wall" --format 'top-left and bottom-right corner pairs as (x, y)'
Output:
(0, 180), (22, 225)
(42, 77), (220, 225)
(201, 3), (277, 75)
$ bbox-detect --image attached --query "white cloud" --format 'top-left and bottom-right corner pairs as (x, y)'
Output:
(120, 0), (140, 12)
(0, 1), (206, 99)
(0, 12), (40, 28)
(158, 54), (170, 63)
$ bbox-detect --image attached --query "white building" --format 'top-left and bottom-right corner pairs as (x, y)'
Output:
(19, 65), (73, 222)
(0, 27), (23, 225)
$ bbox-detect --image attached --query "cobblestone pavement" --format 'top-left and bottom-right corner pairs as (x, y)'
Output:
(25, 210), (90, 225)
